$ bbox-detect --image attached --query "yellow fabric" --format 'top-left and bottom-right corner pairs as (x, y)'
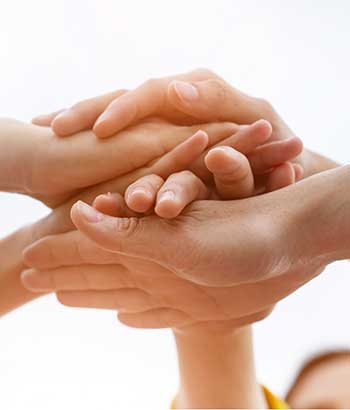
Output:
(171, 385), (289, 409)
(262, 386), (289, 409)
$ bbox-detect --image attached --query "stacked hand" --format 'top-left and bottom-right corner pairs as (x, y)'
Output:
(22, 114), (306, 333)
(1, 68), (339, 327)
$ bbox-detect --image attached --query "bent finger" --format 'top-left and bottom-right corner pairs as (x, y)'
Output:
(155, 171), (209, 218)
(205, 146), (254, 199)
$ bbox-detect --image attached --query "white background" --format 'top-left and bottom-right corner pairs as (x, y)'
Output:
(1, 1), (350, 408)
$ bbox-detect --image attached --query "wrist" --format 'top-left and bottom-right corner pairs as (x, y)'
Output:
(0, 118), (34, 193)
(173, 326), (266, 409)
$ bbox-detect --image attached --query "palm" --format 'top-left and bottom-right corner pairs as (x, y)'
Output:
(24, 227), (325, 332)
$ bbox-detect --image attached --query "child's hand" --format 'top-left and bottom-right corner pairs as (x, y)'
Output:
(122, 149), (301, 220)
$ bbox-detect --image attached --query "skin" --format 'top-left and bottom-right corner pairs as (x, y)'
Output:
(21, 147), (344, 408)
(0, 69), (341, 407)
(0, 116), (299, 317)
(287, 355), (350, 409)
(35, 68), (337, 179)
(22, 146), (296, 409)
(0, 117), (238, 207)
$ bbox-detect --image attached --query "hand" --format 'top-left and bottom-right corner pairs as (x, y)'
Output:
(21, 137), (303, 332)
(33, 69), (312, 170)
(23, 165), (350, 332)
(1, 118), (237, 207)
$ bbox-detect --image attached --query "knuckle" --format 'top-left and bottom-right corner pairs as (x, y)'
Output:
(147, 174), (165, 188)
(209, 78), (230, 100)
(144, 77), (160, 91)
(113, 217), (140, 238)
(191, 67), (216, 78)
(71, 100), (89, 114)
(256, 97), (274, 113)
(177, 170), (196, 181)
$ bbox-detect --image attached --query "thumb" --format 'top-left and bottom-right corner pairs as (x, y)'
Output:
(168, 78), (273, 125)
(70, 201), (170, 263)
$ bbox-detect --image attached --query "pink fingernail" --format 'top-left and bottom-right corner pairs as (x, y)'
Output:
(77, 201), (103, 223)
(209, 146), (238, 158)
(158, 191), (175, 203)
(173, 81), (199, 102)
(95, 111), (110, 127)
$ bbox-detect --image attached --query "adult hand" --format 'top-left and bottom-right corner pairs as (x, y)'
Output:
(0, 118), (235, 207)
(23, 166), (350, 328)
(21, 141), (300, 330)
(34, 68), (338, 177)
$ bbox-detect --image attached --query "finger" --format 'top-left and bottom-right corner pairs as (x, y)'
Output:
(23, 230), (121, 270)
(293, 163), (304, 181)
(205, 146), (254, 199)
(119, 130), (208, 214)
(32, 109), (66, 126)
(118, 308), (193, 329)
(155, 171), (209, 218)
(93, 192), (139, 218)
(145, 129), (209, 179)
(177, 308), (275, 333)
(118, 307), (274, 330)
(189, 120), (272, 183)
(125, 174), (164, 213)
(266, 162), (295, 192)
(57, 288), (158, 313)
(168, 78), (274, 125)
(93, 69), (214, 138)
(21, 264), (131, 292)
(70, 201), (170, 262)
(248, 137), (303, 174)
(51, 90), (127, 136)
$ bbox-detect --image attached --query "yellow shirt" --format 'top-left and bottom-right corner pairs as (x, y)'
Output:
(263, 386), (289, 409)
(171, 386), (288, 409)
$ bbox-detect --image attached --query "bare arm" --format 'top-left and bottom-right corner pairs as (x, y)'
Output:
(0, 225), (44, 316)
(173, 326), (267, 409)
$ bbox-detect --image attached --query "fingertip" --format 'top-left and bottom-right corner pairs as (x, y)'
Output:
(92, 118), (116, 138)
(293, 163), (304, 181)
(168, 80), (199, 104)
(251, 119), (273, 141)
(125, 188), (154, 213)
(71, 201), (104, 228)
(21, 269), (51, 292)
(93, 96), (137, 138)
(266, 162), (295, 192)
(192, 129), (209, 146)
(291, 136), (304, 155)
(205, 146), (243, 174)
(51, 110), (83, 137)
(155, 192), (180, 219)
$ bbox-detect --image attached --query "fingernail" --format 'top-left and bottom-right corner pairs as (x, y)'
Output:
(209, 146), (238, 158)
(173, 81), (199, 102)
(21, 269), (52, 291)
(126, 187), (149, 203)
(55, 109), (73, 121)
(77, 201), (103, 223)
(94, 110), (111, 127)
(158, 191), (175, 203)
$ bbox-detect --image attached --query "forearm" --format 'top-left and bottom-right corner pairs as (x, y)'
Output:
(173, 326), (266, 409)
(0, 225), (44, 316)
(0, 118), (34, 193)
